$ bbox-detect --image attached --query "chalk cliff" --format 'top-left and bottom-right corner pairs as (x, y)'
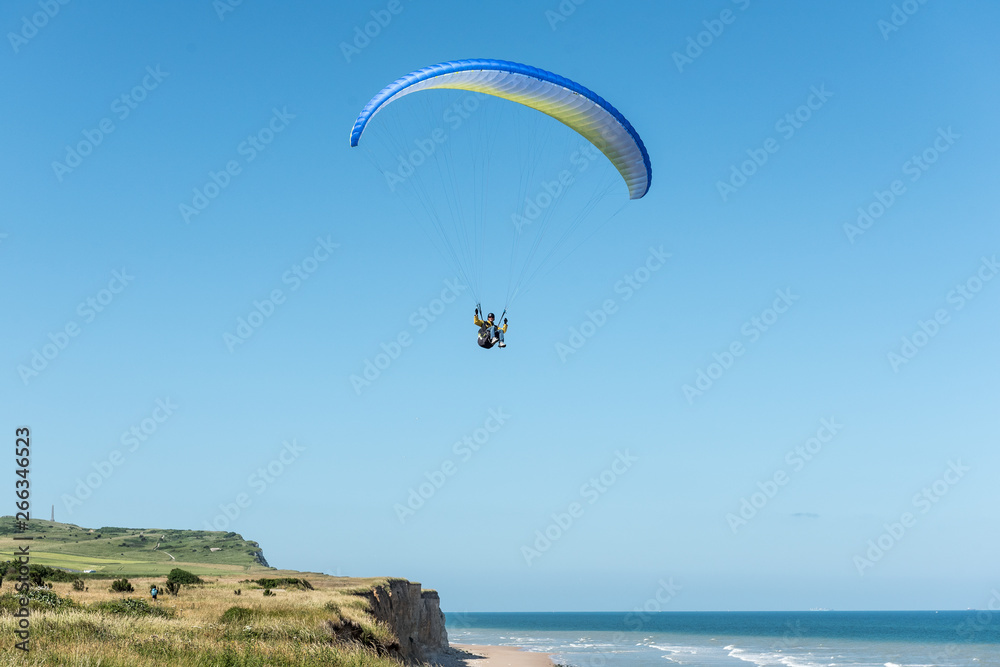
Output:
(363, 579), (448, 662)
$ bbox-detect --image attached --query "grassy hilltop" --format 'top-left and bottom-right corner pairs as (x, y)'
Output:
(0, 517), (270, 576)
(0, 517), (432, 666)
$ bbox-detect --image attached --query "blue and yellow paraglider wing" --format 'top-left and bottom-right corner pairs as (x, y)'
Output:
(349, 59), (651, 200)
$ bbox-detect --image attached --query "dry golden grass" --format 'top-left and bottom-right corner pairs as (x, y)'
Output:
(0, 572), (406, 666)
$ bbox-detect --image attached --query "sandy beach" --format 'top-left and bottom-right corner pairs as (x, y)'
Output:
(430, 644), (556, 666)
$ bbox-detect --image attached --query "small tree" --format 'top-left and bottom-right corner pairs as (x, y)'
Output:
(167, 568), (203, 585)
(72, 579), (85, 592)
(110, 578), (134, 593)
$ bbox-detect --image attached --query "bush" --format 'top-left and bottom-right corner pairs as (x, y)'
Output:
(0, 565), (51, 588)
(24, 565), (79, 583)
(262, 588), (274, 597)
(0, 589), (76, 613)
(167, 568), (203, 585)
(219, 606), (256, 624)
(110, 578), (134, 593)
(93, 598), (172, 617)
(72, 579), (85, 591)
(245, 577), (313, 590)
(25, 588), (74, 609)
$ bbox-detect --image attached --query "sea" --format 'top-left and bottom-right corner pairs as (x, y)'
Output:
(445, 611), (1000, 666)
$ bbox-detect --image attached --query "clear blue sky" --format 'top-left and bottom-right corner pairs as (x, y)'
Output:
(2, 0), (998, 612)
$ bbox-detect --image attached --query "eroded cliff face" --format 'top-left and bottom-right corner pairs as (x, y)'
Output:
(364, 580), (448, 662)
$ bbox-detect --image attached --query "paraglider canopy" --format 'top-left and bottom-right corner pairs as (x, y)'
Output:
(350, 59), (651, 199)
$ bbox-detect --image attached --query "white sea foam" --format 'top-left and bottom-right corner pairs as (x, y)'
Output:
(726, 644), (827, 667)
(648, 643), (701, 655)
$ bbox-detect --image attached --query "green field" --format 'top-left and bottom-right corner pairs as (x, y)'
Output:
(0, 516), (272, 576)
(0, 517), (442, 665)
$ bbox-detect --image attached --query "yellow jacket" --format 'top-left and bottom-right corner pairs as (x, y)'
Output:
(475, 313), (507, 333)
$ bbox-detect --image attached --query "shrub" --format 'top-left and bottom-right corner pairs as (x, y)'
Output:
(167, 568), (203, 585)
(93, 598), (172, 617)
(72, 579), (85, 591)
(245, 577), (313, 590)
(219, 606), (256, 624)
(0, 589), (76, 613)
(110, 578), (134, 593)
(262, 588), (274, 597)
(23, 565), (79, 583)
(25, 588), (74, 609)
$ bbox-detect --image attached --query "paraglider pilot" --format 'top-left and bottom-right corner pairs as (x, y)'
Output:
(475, 306), (507, 349)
